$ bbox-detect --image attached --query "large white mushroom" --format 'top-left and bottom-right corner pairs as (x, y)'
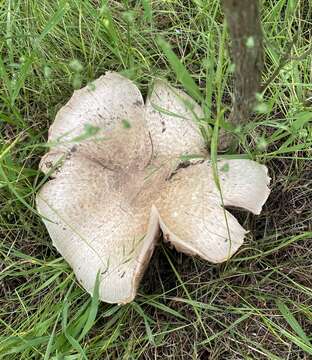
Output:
(37, 72), (270, 304)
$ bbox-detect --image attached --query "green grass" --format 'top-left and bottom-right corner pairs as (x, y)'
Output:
(1, 0), (311, 358)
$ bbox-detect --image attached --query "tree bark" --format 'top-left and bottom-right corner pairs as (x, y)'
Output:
(220, 0), (263, 148)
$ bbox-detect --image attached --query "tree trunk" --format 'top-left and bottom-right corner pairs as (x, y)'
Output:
(220, 0), (263, 149)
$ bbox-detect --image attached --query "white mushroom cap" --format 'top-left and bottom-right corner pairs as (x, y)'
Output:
(145, 80), (206, 161)
(156, 159), (270, 263)
(37, 72), (270, 303)
(40, 73), (151, 175)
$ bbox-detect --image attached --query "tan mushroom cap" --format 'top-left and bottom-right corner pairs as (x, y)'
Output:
(37, 72), (270, 304)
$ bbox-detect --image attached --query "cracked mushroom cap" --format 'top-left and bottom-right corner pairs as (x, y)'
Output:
(37, 72), (270, 304)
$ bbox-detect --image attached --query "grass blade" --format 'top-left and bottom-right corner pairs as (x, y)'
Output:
(62, 300), (88, 360)
(276, 300), (311, 346)
(43, 313), (60, 360)
(37, 1), (70, 44)
(142, 0), (152, 23)
(78, 272), (100, 340)
(157, 37), (202, 102)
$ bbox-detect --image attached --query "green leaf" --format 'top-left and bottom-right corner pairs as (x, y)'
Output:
(276, 300), (311, 346)
(210, 114), (220, 190)
(145, 300), (187, 321)
(11, 56), (33, 106)
(291, 111), (312, 132)
(132, 303), (156, 346)
(2, 336), (49, 355)
(142, 0), (152, 23)
(78, 272), (100, 340)
(157, 37), (202, 103)
(0, 54), (11, 97)
(37, 1), (69, 44)
(62, 301), (88, 360)
(44, 313), (61, 360)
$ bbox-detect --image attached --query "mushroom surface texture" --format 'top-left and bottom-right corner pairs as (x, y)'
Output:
(37, 72), (271, 304)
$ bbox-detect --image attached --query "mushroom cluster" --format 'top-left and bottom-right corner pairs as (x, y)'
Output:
(37, 72), (270, 304)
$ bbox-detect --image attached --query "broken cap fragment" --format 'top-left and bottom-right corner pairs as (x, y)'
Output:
(37, 72), (270, 304)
